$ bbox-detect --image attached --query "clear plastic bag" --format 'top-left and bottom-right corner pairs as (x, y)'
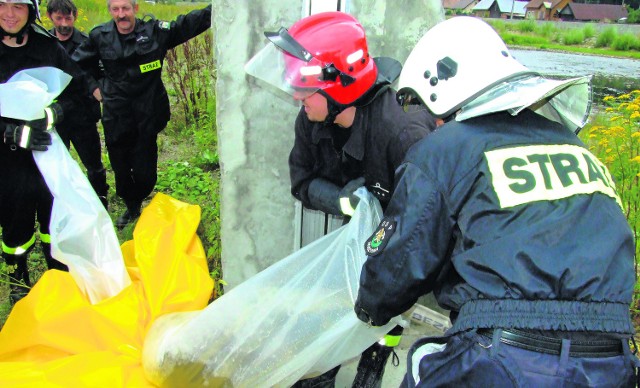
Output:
(142, 188), (403, 387)
(34, 131), (130, 303)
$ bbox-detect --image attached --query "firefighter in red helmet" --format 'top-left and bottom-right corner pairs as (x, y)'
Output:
(246, 11), (438, 387)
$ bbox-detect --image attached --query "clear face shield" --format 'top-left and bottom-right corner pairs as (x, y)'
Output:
(244, 28), (321, 104)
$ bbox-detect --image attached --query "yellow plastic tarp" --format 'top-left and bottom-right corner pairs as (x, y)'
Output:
(0, 193), (214, 387)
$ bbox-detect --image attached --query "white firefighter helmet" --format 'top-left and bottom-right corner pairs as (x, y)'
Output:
(398, 16), (592, 132)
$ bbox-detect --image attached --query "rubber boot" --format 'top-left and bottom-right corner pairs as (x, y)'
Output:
(351, 342), (398, 388)
(42, 242), (68, 271)
(292, 365), (340, 388)
(3, 253), (31, 304)
(115, 199), (142, 230)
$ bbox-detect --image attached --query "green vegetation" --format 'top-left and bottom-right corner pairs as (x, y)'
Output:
(0, 0), (219, 328)
(1, 6), (639, 337)
(580, 91), (640, 326)
(486, 19), (640, 59)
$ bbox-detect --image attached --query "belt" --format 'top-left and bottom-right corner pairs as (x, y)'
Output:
(479, 329), (624, 358)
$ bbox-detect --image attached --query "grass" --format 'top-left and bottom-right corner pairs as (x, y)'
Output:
(0, 1), (217, 329)
(487, 18), (640, 60)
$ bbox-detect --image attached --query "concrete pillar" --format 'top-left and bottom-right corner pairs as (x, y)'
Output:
(213, 0), (444, 289)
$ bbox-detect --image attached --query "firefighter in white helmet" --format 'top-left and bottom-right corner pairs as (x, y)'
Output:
(355, 16), (638, 387)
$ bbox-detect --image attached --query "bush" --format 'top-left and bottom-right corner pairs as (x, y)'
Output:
(516, 19), (537, 33)
(611, 32), (640, 51)
(562, 29), (585, 45)
(628, 8), (640, 24)
(537, 22), (557, 39)
(582, 23), (597, 40)
(595, 26), (618, 48)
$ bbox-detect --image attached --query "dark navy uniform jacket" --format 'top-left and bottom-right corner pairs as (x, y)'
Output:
(289, 88), (437, 209)
(72, 5), (211, 142)
(0, 24), (87, 171)
(50, 27), (101, 128)
(355, 109), (635, 335)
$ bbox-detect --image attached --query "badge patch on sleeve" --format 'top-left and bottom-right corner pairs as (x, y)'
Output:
(365, 219), (396, 256)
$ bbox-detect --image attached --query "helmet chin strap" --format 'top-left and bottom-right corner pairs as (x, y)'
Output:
(0, 12), (34, 45)
(323, 98), (348, 127)
(0, 27), (28, 45)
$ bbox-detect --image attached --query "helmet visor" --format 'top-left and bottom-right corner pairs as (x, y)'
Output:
(457, 74), (593, 133)
(244, 42), (322, 100)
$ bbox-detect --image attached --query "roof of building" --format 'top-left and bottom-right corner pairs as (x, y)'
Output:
(474, 0), (528, 15)
(524, 0), (563, 9)
(564, 2), (628, 21)
(443, 0), (462, 8)
(450, 0), (477, 9)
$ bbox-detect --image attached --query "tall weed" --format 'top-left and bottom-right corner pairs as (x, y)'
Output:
(581, 91), (640, 321)
(164, 33), (215, 128)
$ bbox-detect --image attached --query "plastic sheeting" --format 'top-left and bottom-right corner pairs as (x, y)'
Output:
(142, 188), (402, 388)
(34, 132), (130, 303)
(0, 67), (71, 120)
(0, 193), (214, 387)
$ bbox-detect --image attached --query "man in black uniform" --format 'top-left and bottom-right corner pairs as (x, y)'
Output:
(246, 12), (437, 388)
(72, 0), (211, 229)
(0, 0), (88, 302)
(46, 0), (109, 210)
(354, 17), (639, 387)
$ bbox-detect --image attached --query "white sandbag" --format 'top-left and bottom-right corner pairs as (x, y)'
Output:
(142, 188), (402, 387)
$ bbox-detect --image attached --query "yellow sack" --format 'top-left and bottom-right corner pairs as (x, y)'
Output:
(0, 193), (213, 387)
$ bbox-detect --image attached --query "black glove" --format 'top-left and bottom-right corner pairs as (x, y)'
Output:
(339, 177), (365, 216)
(308, 178), (343, 216)
(4, 122), (51, 151)
(2, 103), (61, 151)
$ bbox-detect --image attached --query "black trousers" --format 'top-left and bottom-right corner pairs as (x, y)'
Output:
(57, 121), (108, 197)
(0, 164), (51, 252)
(102, 114), (160, 205)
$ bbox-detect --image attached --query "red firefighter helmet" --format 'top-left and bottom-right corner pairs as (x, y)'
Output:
(246, 11), (379, 108)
